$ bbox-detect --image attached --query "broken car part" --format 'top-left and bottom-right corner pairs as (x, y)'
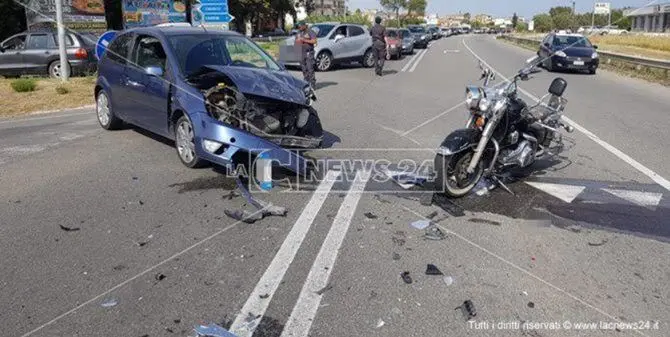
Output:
(425, 264), (444, 275)
(424, 225), (446, 240)
(456, 300), (477, 320)
(194, 323), (239, 337)
(401, 271), (413, 284)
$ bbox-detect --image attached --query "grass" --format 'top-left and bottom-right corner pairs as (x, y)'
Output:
(10, 78), (37, 92)
(498, 36), (670, 86)
(0, 76), (95, 117)
(258, 41), (281, 58)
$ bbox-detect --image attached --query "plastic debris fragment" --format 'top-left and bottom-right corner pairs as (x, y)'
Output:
(424, 225), (446, 240)
(425, 264), (443, 275)
(443, 276), (454, 286)
(411, 220), (431, 230)
(101, 298), (118, 308)
(194, 323), (240, 337)
(376, 319), (385, 328)
(400, 271), (413, 284)
(456, 300), (476, 320)
(364, 212), (378, 219)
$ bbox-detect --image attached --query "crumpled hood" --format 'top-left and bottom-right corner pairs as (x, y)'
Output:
(202, 65), (308, 105)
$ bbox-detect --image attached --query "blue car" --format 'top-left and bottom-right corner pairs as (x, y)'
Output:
(538, 32), (600, 74)
(95, 26), (322, 175)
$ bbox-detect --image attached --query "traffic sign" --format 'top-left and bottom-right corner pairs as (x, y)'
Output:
(594, 2), (610, 15)
(95, 30), (117, 60)
(204, 13), (234, 23)
(200, 4), (229, 13)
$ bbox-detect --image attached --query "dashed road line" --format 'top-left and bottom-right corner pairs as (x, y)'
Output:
(408, 48), (429, 72)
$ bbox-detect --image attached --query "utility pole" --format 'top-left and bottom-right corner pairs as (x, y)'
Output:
(572, 1), (576, 14)
(591, 0), (596, 28)
(55, 0), (69, 81)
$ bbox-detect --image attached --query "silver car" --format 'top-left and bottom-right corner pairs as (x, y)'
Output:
(279, 22), (375, 72)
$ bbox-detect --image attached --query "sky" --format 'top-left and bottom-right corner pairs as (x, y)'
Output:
(347, 0), (654, 19)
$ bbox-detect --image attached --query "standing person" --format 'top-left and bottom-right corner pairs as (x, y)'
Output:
(296, 21), (317, 89)
(370, 16), (387, 76)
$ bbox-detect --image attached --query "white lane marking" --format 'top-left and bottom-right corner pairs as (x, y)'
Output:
(462, 38), (670, 192)
(229, 170), (342, 337)
(602, 188), (663, 211)
(408, 49), (428, 72)
(400, 50), (421, 72)
(280, 170), (371, 337)
(401, 103), (463, 136)
(525, 181), (586, 203)
(0, 111), (92, 125)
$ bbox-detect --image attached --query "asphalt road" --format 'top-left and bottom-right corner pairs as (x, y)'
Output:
(1, 35), (669, 337)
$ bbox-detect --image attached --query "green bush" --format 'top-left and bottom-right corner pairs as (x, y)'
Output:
(55, 85), (70, 95)
(10, 78), (37, 93)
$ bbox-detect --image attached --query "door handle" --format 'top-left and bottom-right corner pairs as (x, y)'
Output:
(127, 80), (143, 87)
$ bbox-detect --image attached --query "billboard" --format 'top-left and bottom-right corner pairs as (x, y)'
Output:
(21, 0), (107, 32)
(594, 2), (611, 15)
(123, 0), (188, 28)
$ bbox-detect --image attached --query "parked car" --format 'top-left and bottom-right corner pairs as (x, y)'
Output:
(427, 27), (441, 40)
(384, 28), (403, 60)
(95, 26), (322, 174)
(407, 25), (430, 48)
(398, 28), (415, 55)
(278, 23), (375, 72)
(0, 29), (97, 78)
(538, 32), (599, 74)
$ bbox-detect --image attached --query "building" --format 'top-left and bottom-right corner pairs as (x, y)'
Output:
(625, 3), (670, 32)
(493, 18), (513, 27)
(440, 14), (466, 27)
(425, 13), (439, 25)
(473, 14), (493, 25)
(313, 0), (346, 16)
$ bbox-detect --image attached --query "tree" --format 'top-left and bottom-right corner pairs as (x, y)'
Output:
(552, 12), (576, 30)
(549, 6), (572, 18)
(512, 12), (518, 28)
(380, 0), (406, 27)
(296, 0), (316, 15)
(533, 13), (553, 32)
(406, 0), (427, 17)
(0, 0), (27, 41)
(463, 12), (471, 23)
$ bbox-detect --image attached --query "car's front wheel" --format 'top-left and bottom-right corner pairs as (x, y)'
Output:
(175, 115), (206, 168)
(316, 51), (333, 71)
(363, 49), (375, 68)
(48, 60), (71, 79)
(96, 90), (122, 130)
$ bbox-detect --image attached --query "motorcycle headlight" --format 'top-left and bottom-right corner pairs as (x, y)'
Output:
(591, 52), (598, 58)
(478, 98), (490, 112)
(555, 51), (567, 57)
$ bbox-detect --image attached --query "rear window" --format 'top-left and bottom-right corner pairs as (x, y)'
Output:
(387, 30), (398, 38)
(27, 34), (51, 49)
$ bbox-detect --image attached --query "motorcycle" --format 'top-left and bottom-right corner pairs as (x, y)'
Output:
(434, 56), (575, 198)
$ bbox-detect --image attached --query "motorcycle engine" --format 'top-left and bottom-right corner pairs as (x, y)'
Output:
(499, 140), (536, 168)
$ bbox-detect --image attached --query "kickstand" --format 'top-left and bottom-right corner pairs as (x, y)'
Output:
(490, 175), (515, 196)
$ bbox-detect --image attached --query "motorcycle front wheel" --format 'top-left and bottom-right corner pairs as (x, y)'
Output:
(434, 150), (484, 198)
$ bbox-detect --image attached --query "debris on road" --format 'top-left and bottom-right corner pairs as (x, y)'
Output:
(224, 190), (239, 200)
(259, 293), (269, 299)
(364, 212), (378, 219)
(588, 239), (608, 246)
(376, 319), (385, 328)
(155, 273), (166, 282)
(411, 219), (431, 230)
(425, 264), (443, 275)
(392, 231), (406, 246)
(424, 225), (446, 240)
(527, 301), (535, 308)
(456, 300), (477, 320)
(374, 194), (392, 204)
(443, 276), (454, 286)
(224, 210), (264, 224)
(385, 170), (428, 189)
(315, 283), (333, 295)
(432, 193), (465, 217)
(392, 252), (401, 260)
(468, 218), (501, 226)
(59, 224), (80, 232)
(420, 192), (433, 206)
(400, 271), (413, 284)
(137, 240), (150, 247)
(194, 323), (239, 337)
(224, 177), (288, 224)
(426, 211), (438, 219)
(101, 298), (118, 308)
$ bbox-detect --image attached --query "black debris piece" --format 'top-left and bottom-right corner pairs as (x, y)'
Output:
(139, 200), (144, 205)
(468, 218), (501, 226)
(400, 271), (413, 284)
(432, 193), (465, 217)
(140, 335), (149, 337)
(59, 225), (80, 232)
(385, 221), (393, 225)
(204, 280), (215, 286)
(424, 225), (446, 240)
(155, 273), (166, 281)
(420, 192), (433, 206)
(165, 327), (174, 333)
(392, 236), (406, 246)
(137, 241), (149, 247)
(588, 239), (608, 246)
(14, 200), (22, 203)
(339, 193), (346, 198)
(132, 177), (139, 181)
(392, 252), (401, 260)
(260, 294), (269, 299)
(426, 211), (438, 219)
(364, 212), (378, 219)
(425, 264), (443, 275)
(224, 190), (239, 200)
(374, 194), (392, 203)
(204, 204), (208, 208)
(173, 319), (181, 324)
(316, 283), (333, 295)
(112, 264), (127, 271)
(527, 301), (535, 308)
(456, 300), (477, 320)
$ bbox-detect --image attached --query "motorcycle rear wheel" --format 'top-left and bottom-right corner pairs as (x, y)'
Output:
(434, 150), (484, 198)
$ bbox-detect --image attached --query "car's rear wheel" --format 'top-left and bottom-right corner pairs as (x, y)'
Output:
(175, 115), (206, 168)
(48, 60), (71, 79)
(316, 51), (333, 71)
(96, 90), (122, 130)
(363, 49), (375, 68)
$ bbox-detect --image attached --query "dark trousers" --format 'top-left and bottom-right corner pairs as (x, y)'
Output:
(373, 43), (386, 75)
(301, 50), (316, 88)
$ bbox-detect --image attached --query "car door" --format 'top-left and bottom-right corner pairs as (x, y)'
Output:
(346, 25), (368, 58)
(540, 34), (553, 58)
(102, 32), (135, 120)
(328, 25), (350, 60)
(22, 33), (54, 75)
(0, 34), (27, 76)
(123, 34), (170, 135)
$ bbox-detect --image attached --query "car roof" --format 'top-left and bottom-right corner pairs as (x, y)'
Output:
(118, 26), (243, 38)
(554, 33), (587, 38)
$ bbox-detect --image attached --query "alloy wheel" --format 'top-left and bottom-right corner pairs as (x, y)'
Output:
(176, 119), (196, 163)
(96, 93), (110, 126)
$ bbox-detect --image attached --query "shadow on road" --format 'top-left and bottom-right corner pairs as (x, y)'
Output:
(315, 81), (337, 90)
(382, 69), (399, 76)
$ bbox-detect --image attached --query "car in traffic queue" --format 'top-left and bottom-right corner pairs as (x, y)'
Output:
(278, 22), (375, 72)
(427, 26), (441, 40)
(94, 26), (323, 176)
(384, 28), (403, 60)
(538, 32), (599, 74)
(397, 28), (416, 55)
(0, 29), (97, 78)
(407, 25), (430, 48)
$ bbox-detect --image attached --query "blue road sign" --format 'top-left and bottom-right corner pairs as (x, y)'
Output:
(204, 13), (234, 23)
(197, 0), (226, 3)
(200, 4), (229, 13)
(95, 31), (117, 61)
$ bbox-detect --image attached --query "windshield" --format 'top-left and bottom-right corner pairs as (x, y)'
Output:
(400, 30), (411, 38)
(553, 35), (592, 48)
(310, 24), (335, 38)
(387, 30), (398, 38)
(168, 34), (281, 77)
(408, 26), (425, 33)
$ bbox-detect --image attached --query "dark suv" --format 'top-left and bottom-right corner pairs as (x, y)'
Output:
(0, 30), (98, 78)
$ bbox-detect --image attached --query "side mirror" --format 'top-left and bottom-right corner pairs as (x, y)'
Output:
(145, 66), (163, 77)
(593, 45), (598, 49)
(334, 34), (345, 42)
(549, 77), (567, 97)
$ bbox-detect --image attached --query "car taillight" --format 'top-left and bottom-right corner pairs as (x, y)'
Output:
(74, 48), (88, 59)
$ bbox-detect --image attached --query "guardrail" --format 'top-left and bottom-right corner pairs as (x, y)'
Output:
(498, 35), (670, 72)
